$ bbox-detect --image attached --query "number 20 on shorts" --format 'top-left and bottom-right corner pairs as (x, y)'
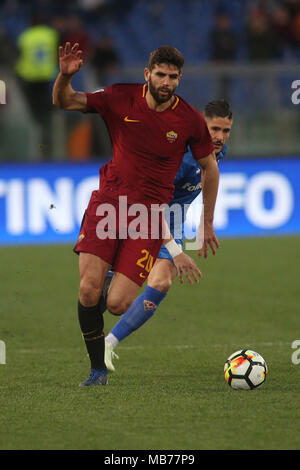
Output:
(136, 249), (154, 273)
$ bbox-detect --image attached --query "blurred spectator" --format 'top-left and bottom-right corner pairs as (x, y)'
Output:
(60, 14), (93, 62)
(283, 0), (300, 17)
(210, 12), (237, 61)
(291, 10), (300, 44)
(147, 1), (164, 29)
(287, 0), (300, 45)
(51, 14), (68, 41)
(59, 14), (94, 93)
(271, 4), (298, 47)
(15, 12), (59, 159)
(246, 10), (281, 61)
(91, 35), (120, 85)
(210, 12), (237, 100)
(0, 26), (18, 66)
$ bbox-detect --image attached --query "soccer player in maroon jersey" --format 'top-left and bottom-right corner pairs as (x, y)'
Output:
(52, 42), (219, 386)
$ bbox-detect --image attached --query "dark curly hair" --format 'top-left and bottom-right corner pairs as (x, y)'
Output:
(148, 46), (184, 72)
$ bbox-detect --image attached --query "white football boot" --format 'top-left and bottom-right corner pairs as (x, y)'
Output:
(105, 340), (119, 372)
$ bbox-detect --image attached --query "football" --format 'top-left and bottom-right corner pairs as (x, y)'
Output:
(224, 349), (268, 390)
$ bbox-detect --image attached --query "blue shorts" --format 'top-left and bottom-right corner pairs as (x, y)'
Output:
(158, 238), (184, 262)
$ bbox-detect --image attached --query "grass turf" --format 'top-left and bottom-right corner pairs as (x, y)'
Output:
(0, 236), (299, 450)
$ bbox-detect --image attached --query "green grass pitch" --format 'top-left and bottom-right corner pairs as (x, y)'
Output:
(0, 236), (299, 450)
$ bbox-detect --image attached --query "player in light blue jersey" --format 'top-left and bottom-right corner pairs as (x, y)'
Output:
(105, 100), (233, 371)
(158, 143), (227, 262)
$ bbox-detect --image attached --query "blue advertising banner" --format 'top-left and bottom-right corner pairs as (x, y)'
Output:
(0, 162), (100, 245)
(0, 158), (299, 246)
(185, 157), (300, 239)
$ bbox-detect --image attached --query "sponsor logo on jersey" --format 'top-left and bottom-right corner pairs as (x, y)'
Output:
(124, 116), (140, 123)
(166, 130), (178, 143)
(182, 181), (202, 191)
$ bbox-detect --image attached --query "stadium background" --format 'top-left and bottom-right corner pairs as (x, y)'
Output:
(1, 0), (300, 452)
(1, 0), (300, 244)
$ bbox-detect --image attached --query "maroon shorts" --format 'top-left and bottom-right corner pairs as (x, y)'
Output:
(74, 191), (164, 286)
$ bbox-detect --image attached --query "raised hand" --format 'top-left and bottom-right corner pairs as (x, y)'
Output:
(59, 42), (83, 76)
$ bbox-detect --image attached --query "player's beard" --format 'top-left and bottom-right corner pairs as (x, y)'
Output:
(148, 77), (175, 104)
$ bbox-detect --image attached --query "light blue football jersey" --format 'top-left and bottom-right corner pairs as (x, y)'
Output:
(159, 145), (227, 260)
(171, 144), (227, 208)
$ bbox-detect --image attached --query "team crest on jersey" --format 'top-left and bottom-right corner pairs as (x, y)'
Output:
(78, 233), (85, 242)
(166, 130), (178, 143)
(143, 300), (157, 311)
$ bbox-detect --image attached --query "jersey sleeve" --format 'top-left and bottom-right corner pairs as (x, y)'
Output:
(85, 85), (113, 116)
(189, 111), (215, 160)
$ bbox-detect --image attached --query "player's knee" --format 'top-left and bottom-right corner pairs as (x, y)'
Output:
(107, 296), (132, 316)
(79, 280), (101, 307)
(149, 276), (173, 293)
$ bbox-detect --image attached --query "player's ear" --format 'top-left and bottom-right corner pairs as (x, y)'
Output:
(144, 67), (150, 82)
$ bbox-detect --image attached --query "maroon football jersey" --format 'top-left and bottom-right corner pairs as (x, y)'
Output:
(86, 83), (214, 205)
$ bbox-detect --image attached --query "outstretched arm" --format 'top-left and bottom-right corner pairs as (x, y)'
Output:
(52, 42), (87, 111)
(197, 151), (220, 258)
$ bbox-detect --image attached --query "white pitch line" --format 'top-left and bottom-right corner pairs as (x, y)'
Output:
(16, 341), (293, 354)
(119, 344), (196, 350)
(211, 341), (292, 349)
(119, 341), (293, 350)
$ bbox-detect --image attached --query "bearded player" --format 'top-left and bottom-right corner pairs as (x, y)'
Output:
(52, 43), (219, 386)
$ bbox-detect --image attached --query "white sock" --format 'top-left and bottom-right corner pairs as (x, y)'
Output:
(105, 333), (119, 348)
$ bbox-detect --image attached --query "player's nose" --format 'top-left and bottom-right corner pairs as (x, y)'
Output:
(162, 76), (171, 86)
(216, 131), (224, 142)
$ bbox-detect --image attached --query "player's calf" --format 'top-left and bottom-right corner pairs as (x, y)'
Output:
(106, 285), (167, 370)
(106, 272), (140, 315)
(147, 259), (177, 293)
